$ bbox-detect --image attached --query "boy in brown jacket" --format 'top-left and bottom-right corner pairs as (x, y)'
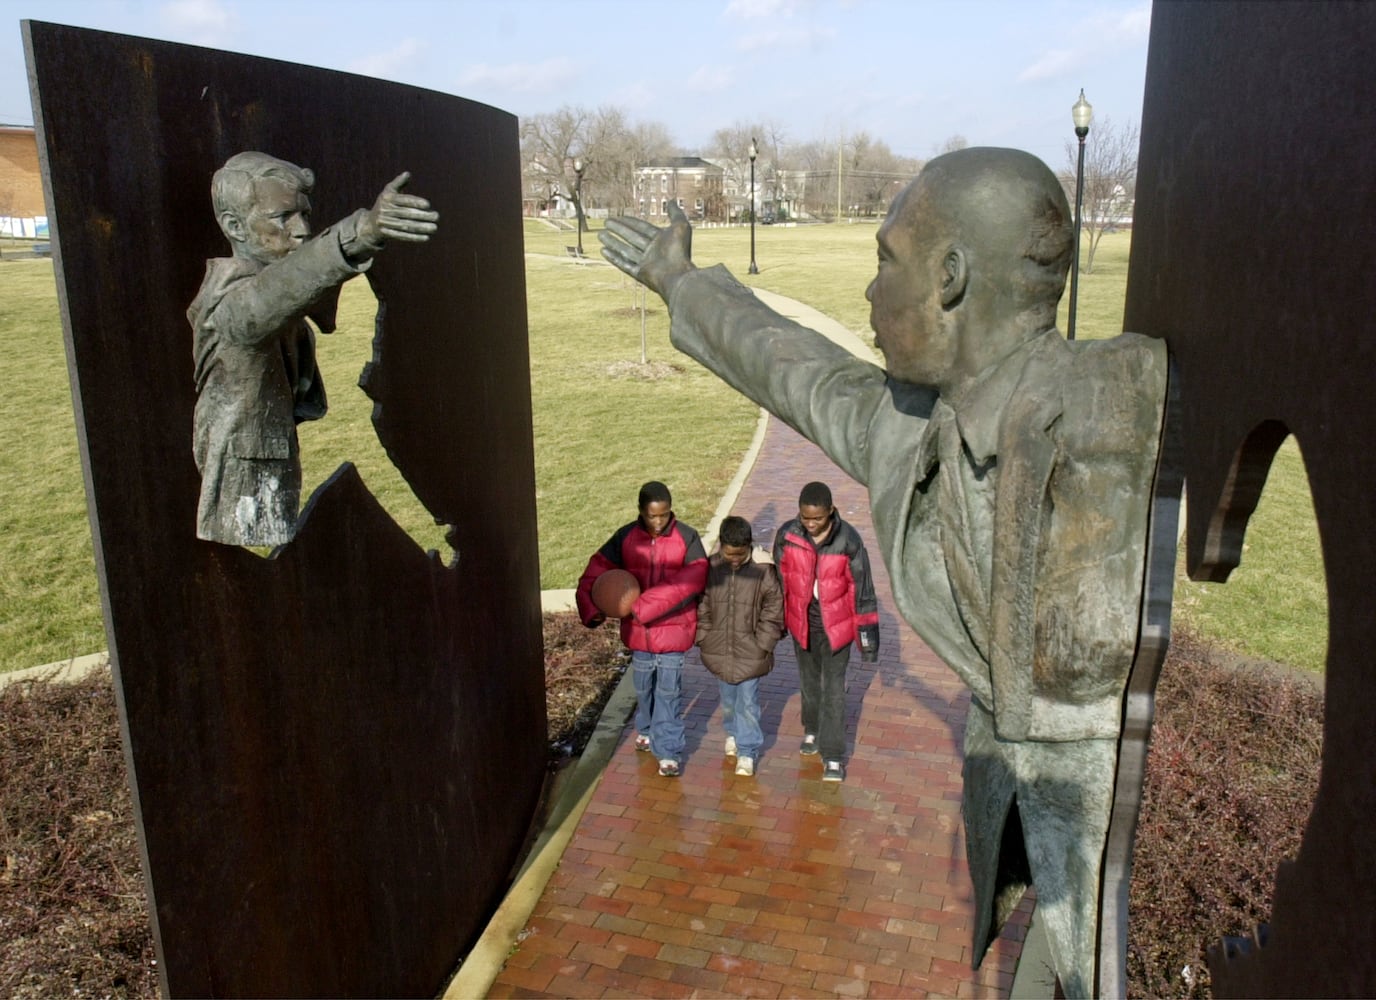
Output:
(695, 516), (785, 776)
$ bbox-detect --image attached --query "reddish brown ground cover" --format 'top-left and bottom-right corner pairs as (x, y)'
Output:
(0, 617), (1319, 998)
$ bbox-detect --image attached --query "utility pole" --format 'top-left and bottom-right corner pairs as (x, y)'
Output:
(836, 142), (843, 222)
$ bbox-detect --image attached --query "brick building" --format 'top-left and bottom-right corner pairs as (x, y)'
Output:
(634, 157), (725, 223)
(0, 124), (48, 237)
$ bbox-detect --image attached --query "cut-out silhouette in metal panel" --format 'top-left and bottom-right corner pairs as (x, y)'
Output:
(24, 20), (544, 997)
(1125, 3), (1376, 994)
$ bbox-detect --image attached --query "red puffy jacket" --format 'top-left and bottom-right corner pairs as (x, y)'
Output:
(576, 516), (708, 653)
(772, 513), (879, 659)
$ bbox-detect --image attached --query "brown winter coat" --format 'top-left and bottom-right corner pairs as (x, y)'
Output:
(695, 552), (785, 684)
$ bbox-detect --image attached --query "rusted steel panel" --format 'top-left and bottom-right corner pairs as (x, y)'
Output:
(1125, 3), (1376, 995)
(24, 20), (544, 998)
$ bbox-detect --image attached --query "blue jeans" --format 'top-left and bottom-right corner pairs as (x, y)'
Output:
(632, 650), (685, 760)
(719, 676), (763, 761)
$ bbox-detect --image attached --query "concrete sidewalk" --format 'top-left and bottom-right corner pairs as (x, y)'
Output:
(483, 294), (1034, 998)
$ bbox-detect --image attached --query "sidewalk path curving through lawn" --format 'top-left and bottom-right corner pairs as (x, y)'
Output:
(482, 290), (1036, 998)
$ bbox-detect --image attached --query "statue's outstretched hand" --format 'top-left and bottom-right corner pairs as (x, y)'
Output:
(359, 172), (440, 250)
(599, 200), (694, 302)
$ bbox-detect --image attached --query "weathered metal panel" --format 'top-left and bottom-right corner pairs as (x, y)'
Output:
(24, 20), (544, 997)
(1125, 3), (1376, 994)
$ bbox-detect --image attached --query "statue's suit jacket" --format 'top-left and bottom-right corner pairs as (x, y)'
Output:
(667, 265), (1168, 991)
(189, 214), (367, 544)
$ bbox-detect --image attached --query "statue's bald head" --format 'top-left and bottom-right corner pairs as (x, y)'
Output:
(896, 147), (1073, 329)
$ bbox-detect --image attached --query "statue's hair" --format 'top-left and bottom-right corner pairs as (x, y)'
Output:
(718, 515), (753, 548)
(799, 481), (833, 509)
(912, 148), (1073, 329)
(211, 152), (314, 232)
(638, 480), (672, 510)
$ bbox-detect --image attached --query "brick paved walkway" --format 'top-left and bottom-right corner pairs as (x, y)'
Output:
(490, 418), (1030, 998)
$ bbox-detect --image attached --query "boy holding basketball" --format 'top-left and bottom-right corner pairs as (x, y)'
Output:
(576, 481), (708, 777)
(695, 516), (785, 777)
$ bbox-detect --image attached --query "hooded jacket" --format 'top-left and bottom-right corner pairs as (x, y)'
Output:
(695, 551), (785, 683)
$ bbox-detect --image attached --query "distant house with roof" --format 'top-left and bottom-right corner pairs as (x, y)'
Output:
(634, 157), (725, 223)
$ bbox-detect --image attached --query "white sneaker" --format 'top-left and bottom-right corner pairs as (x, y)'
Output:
(735, 757), (755, 776)
(724, 735), (738, 757)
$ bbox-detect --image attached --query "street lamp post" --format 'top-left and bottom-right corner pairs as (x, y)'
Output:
(748, 138), (759, 275)
(573, 156), (585, 256)
(1068, 89), (1092, 341)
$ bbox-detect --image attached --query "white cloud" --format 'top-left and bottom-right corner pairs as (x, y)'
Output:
(686, 65), (734, 93)
(1018, 48), (1076, 84)
(160, 0), (234, 46)
(1090, 3), (1152, 44)
(457, 57), (579, 95)
(734, 23), (836, 52)
(724, 0), (808, 19)
(348, 38), (427, 81)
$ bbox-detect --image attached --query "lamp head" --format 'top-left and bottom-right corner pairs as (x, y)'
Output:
(1072, 89), (1093, 137)
(749, 138), (758, 162)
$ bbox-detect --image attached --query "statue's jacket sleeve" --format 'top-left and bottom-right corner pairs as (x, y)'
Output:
(667, 265), (996, 707)
(190, 213), (370, 459)
(189, 213), (370, 542)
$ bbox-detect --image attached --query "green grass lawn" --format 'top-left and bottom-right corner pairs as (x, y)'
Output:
(2, 225), (1327, 673)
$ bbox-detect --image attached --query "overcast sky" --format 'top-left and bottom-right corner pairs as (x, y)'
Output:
(3, 0), (1151, 167)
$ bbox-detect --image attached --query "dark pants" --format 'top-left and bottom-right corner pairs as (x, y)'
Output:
(794, 606), (851, 762)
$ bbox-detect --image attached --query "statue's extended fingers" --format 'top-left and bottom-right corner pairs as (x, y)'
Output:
(384, 171), (411, 193)
(384, 193), (433, 211)
(380, 205), (439, 223)
(378, 225), (434, 242)
(598, 229), (641, 261)
(603, 217), (637, 242)
(604, 219), (656, 254)
(599, 245), (639, 275)
(619, 216), (663, 242)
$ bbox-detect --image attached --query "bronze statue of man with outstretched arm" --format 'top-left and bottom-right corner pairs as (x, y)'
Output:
(600, 147), (1168, 998)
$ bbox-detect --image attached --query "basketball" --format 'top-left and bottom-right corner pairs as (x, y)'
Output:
(592, 568), (640, 618)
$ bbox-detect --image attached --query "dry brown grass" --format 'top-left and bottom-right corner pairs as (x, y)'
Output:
(0, 612), (624, 998)
(1127, 628), (1323, 997)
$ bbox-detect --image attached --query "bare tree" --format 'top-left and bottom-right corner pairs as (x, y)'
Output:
(521, 106), (589, 230)
(1064, 117), (1139, 273)
(937, 134), (969, 155)
(611, 120), (680, 216)
(706, 121), (766, 221)
(758, 121), (788, 218)
(847, 133), (921, 217)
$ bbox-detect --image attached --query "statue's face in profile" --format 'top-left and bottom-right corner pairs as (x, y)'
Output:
(244, 176), (311, 264)
(866, 181), (958, 389)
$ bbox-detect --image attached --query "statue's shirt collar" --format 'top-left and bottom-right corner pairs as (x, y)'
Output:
(919, 330), (1059, 474)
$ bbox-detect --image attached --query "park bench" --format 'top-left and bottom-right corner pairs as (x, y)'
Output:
(565, 244), (589, 263)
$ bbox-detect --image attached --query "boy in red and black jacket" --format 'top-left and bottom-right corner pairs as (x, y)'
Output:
(576, 481), (707, 777)
(772, 481), (879, 783)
